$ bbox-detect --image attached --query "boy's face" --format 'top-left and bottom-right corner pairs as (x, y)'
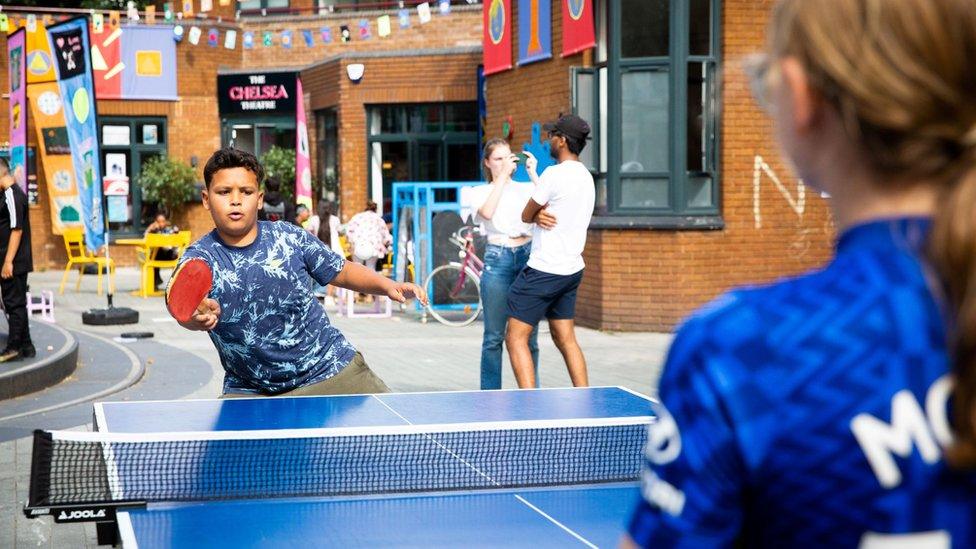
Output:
(202, 167), (263, 243)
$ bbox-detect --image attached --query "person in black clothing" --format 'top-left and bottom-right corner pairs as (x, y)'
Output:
(257, 176), (294, 222)
(0, 157), (34, 362)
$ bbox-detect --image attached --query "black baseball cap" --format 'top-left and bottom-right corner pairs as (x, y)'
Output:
(543, 113), (591, 140)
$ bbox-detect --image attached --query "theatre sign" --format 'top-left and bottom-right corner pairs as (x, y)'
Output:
(217, 71), (297, 114)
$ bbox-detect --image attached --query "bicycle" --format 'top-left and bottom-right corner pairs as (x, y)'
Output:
(424, 226), (483, 327)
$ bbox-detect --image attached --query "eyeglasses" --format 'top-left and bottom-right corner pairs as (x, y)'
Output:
(742, 53), (777, 113)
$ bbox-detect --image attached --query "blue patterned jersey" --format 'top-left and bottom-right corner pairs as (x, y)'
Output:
(628, 218), (976, 548)
(182, 221), (357, 395)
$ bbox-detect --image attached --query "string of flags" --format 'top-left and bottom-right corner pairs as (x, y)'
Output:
(2, 1), (458, 51)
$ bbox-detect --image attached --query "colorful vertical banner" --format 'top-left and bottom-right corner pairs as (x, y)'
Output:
(46, 17), (105, 251)
(27, 82), (84, 235)
(483, 0), (512, 75)
(562, 0), (595, 56)
(26, 20), (57, 84)
(518, 0), (551, 65)
(295, 77), (312, 212)
(7, 29), (29, 194)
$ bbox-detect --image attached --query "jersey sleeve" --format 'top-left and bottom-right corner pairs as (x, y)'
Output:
(627, 313), (746, 548)
(295, 223), (345, 286)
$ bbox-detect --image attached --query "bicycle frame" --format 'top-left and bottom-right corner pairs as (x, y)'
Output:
(451, 228), (483, 298)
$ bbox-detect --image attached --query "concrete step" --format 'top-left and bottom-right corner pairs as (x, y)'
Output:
(0, 320), (78, 401)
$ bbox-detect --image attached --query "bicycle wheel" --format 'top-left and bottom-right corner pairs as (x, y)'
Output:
(424, 263), (482, 327)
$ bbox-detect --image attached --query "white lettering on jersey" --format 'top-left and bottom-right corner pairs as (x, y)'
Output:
(641, 468), (686, 517)
(646, 401), (682, 465)
(850, 375), (952, 489)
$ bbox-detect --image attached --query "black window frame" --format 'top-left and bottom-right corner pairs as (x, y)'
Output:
(575, 0), (723, 229)
(98, 116), (168, 239)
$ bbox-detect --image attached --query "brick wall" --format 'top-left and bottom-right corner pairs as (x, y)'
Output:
(486, 0), (835, 332)
(303, 50), (481, 221)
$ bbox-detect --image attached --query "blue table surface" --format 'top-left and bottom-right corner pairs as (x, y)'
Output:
(95, 387), (652, 433)
(120, 484), (641, 548)
(101, 387), (651, 547)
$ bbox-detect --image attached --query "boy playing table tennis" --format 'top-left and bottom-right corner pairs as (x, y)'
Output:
(176, 148), (427, 397)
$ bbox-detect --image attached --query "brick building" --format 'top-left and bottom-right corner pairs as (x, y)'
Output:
(0, 0), (836, 332)
(484, 0), (834, 331)
(0, 1), (483, 270)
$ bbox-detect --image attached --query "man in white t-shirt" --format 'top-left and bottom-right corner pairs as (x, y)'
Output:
(505, 114), (594, 388)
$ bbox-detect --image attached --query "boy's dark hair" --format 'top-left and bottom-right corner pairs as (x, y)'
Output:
(203, 147), (265, 188)
(564, 134), (586, 156)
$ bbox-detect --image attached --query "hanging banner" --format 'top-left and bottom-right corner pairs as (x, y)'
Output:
(295, 77), (312, 212)
(518, 0), (551, 66)
(47, 17), (105, 251)
(483, 0), (512, 75)
(91, 25), (178, 100)
(27, 82), (84, 235)
(562, 0), (595, 56)
(7, 29), (29, 194)
(26, 21), (57, 84)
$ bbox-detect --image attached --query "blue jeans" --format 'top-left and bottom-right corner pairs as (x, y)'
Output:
(480, 243), (539, 389)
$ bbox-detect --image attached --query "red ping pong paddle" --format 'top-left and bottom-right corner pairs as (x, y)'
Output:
(165, 258), (213, 323)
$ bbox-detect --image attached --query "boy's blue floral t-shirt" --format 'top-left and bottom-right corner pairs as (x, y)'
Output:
(181, 221), (356, 394)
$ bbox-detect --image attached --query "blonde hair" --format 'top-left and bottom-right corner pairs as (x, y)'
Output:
(770, 0), (976, 467)
(482, 138), (510, 183)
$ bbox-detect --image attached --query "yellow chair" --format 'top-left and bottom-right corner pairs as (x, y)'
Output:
(139, 231), (191, 297)
(59, 228), (115, 295)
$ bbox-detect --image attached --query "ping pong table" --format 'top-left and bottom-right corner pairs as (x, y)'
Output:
(30, 387), (653, 548)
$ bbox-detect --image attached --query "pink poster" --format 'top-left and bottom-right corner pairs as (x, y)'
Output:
(295, 76), (312, 210)
(7, 28), (28, 193)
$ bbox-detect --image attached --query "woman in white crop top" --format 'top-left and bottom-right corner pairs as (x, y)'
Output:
(470, 138), (540, 389)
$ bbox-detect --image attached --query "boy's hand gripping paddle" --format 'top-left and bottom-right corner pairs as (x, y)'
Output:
(165, 258), (213, 323)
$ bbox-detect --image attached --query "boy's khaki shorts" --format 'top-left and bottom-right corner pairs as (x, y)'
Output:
(221, 352), (390, 398)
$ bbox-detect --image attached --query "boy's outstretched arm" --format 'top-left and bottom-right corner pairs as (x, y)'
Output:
(332, 261), (429, 306)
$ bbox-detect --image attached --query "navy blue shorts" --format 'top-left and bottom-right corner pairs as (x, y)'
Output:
(507, 267), (584, 325)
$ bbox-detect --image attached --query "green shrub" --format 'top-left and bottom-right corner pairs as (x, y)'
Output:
(137, 155), (197, 216)
(260, 146), (296, 201)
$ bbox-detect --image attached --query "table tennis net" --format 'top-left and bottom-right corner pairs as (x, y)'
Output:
(28, 419), (649, 507)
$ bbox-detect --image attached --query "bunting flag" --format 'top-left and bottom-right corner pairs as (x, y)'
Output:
(146, 5), (156, 25)
(320, 27), (332, 44)
(188, 25), (201, 45)
(164, 3), (174, 22)
(109, 10), (121, 29)
(26, 14), (37, 32)
(243, 31), (254, 49)
(302, 29), (314, 47)
(7, 29), (29, 195)
(439, 0), (451, 15)
(46, 17), (105, 251)
(207, 28), (218, 47)
(28, 82), (84, 235)
(339, 25), (350, 43)
(358, 19), (371, 40)
(281, 30), (293, 48)
(127, 1), (140, 22)
(418, 2), (432, 24)
(183, 1), (194, 17)
(200, 0), (213, 12)
(93, 13), (105, 33)
(518, 0), (552, 65)
(483, 0), (512, 75)
(377, 15), (391, 37)
(263, 30), (273, 47)
(173, 24), (184, 42)
(562, 0), (595, 56)
(224, 29), (237, 49)
(295, 77), (312, 212)
(0, 15), (8, 33)
(398, 9), (411, 29)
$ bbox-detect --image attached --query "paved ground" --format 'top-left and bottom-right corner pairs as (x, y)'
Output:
(1, 267), (672, 547)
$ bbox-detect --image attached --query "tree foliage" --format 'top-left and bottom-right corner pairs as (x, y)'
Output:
(138, 155), (197, 216)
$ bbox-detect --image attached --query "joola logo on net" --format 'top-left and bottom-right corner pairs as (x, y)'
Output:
(56, 508), (106, 521)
